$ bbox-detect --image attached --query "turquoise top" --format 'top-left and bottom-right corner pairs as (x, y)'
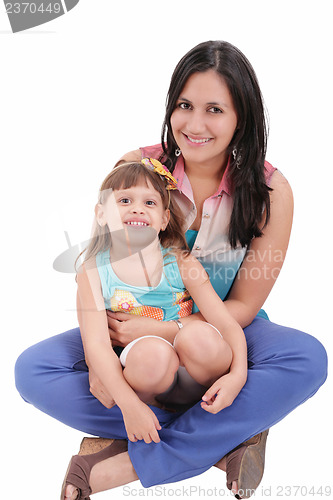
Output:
(185, 230), (268, 320)
(96, 247), (193, 321)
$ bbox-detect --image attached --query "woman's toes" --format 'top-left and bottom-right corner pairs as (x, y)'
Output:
(232, 480), (241, 498)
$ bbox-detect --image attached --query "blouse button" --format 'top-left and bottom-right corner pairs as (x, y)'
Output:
(203, 213), (210, 218)
(194, 245), (201, 251)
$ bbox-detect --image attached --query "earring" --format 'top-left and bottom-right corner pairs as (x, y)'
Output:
(175, 148), (181, 157)
(232, 147), (242, 169)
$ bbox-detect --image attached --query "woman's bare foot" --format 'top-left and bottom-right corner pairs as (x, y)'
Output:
(63, 451), (138, 499)
(231, 481), (240, 497)
(64, 484), (78, 500)
(214, 457), (240, 497)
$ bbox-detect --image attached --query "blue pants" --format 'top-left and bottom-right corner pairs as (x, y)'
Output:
(15, 317), (327, 487)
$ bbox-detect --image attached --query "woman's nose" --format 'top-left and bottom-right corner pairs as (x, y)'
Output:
(187, 110), (205, 135)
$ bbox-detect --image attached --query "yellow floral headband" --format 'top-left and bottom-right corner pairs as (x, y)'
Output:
(141, 158), (178, 190)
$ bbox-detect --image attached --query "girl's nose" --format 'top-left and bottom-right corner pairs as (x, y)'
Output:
(130, 203), (145, 213)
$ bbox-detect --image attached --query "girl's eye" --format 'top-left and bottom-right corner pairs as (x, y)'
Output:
(119, 198), (131, 204)
(145, 200), (156, 206)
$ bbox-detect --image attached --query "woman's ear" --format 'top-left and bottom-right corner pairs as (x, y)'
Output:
(161, 209), (170, 231)
(95, 203), (106, 227)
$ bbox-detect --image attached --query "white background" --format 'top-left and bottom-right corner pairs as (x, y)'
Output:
(1, 0), (332, 498)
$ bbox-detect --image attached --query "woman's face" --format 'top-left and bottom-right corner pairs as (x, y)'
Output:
(170, 70), (238, 171)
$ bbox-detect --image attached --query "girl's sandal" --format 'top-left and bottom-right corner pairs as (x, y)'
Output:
(225, 430), (269, 499)
(60, 438), (128, 500)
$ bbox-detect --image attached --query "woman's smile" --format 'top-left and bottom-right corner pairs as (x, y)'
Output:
(171, 70), (238, 170)
(183, 133), (213, 145)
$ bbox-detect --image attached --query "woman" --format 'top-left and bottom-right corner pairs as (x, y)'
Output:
(15, 41), (327, 500)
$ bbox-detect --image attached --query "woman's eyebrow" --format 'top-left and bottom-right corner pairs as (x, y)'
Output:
(178, 96), (229, 108)
(207, 101), (229, 108)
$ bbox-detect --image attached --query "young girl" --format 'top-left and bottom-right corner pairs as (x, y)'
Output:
(62, 158), (247, 499)
(75, 158), (247, 439)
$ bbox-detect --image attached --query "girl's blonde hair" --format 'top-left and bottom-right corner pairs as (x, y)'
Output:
(77, 161), (189, 266)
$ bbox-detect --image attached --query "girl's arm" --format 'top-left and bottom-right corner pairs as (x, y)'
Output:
(77, 262), (133, 405)
(177, 252), (247, 383)
(77, 261), (161, 443)
(177, 252), (247, 413)
(225, 170), (294, 328)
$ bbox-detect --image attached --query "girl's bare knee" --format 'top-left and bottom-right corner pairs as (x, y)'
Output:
(174, 322), (232, 383)
(124, 338), (179, 392)
(175, 321), (222, 362)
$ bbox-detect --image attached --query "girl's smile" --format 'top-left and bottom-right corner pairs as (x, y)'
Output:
(96, 180), (170, 235)
(124, 220), (149, 227)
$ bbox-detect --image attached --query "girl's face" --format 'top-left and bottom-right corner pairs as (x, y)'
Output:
(170, 70), (238, 171)
(96, 179), (170, 236)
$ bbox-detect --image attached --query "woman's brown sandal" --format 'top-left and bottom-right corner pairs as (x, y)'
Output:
(224, 430), (269, 499)
(60, 438), (128, 500)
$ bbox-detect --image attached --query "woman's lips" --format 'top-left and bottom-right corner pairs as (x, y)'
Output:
(182, 133), (213, 145)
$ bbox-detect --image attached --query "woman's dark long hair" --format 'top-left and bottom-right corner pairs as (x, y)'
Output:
(160, 40), (271, 248)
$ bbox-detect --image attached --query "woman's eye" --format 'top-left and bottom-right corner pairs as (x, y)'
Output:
(178, 102), (191, 110)
(208, 106), (223, 114)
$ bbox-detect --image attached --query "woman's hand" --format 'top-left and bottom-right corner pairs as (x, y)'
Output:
(88, 365), (115, 409)
(200, 372), (246, 414)
(107, 311), (168, 346)
(121, 398), (162, 443)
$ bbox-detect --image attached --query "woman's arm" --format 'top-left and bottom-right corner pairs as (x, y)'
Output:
(225, 171), (294, 328)
(108, 154), (292, 344)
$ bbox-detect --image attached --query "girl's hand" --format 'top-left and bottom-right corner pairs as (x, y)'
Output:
(121, 399), (162, 443)
(200, 372), (246, 414)
(88, 365), (115, 409)
(107, 311), (162, 347)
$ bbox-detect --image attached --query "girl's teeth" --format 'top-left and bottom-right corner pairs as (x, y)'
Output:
(187, 136), (211, 144)
(126, 221), (148, 226)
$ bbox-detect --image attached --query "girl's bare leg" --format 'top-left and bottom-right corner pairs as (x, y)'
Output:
(65, 332), (235, 499)
(174, 323), (238, 494)
(65, 340), (179, 499)
(174, 321), (232, 386)
(122, 338), (179, 404)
